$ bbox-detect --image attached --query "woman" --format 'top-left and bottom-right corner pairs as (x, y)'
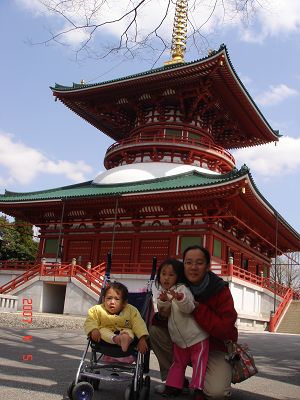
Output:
(150, 245), (238, 400)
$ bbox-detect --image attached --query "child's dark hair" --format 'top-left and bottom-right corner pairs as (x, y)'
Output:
(155, 258), (184, 289)
(102, 281), (129, 302)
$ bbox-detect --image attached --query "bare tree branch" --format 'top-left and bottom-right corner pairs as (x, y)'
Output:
(32, 0), (263, 66)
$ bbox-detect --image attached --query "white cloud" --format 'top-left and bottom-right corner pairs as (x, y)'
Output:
(255, 84), (298, 106)
(0, 132), (93, 187)
(242, 0), (300, 42)
(15, 0), (300, 48)
(233, 136), (300, 177)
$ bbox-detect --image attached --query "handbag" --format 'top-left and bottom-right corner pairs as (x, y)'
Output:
(225, 341), (258, 384)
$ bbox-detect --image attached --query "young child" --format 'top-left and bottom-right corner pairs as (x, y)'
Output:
(84, 281), (148, 354)
(155, 258), (209, 398)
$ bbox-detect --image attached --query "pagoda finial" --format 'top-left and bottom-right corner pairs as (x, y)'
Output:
(165, 0), (188, 66)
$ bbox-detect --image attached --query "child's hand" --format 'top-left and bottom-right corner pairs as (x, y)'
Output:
(158, 291), (169, 302)
(169, 289), (184, 301)
(137, 336), (148, 354)
(90, 329), (101, 342)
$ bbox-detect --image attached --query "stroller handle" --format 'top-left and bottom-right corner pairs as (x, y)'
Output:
(150, 257), (157, 281)
(106, 251), (112, 280)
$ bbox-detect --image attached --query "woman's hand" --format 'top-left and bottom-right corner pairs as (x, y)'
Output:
(137, 336), (148, 354)
(90, 328), (101, 342)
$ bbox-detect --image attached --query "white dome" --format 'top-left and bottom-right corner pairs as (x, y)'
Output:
(93, 162), (219, 185)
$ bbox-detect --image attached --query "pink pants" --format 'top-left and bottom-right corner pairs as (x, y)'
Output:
(166, 338), (209, 390)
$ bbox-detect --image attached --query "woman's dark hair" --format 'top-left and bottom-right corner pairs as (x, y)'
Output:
(102, 281), (129, 302)
(155, 258), (184, 289)
(182, 245), (211, 266)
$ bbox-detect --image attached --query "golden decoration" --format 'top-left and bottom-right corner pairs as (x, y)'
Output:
(165, 0), (188, 65)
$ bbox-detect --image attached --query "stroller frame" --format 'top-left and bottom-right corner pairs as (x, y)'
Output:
(68, 253), (156, 400)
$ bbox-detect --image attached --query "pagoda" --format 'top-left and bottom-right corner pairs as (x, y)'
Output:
(0, 1), (299, 278)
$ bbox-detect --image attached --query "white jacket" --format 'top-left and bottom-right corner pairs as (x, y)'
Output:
(157, 284), (208, 348)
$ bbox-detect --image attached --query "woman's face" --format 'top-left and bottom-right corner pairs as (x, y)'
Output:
(184, 248), (209, 284)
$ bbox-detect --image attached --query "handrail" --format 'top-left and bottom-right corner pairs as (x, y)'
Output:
(0, 266), (40, 294)
(1, 260), (299, 303)
(0, 262), (106, 295)
(91, 262), (106, 275)
(0, 260), (36, 270)
(105, 134), (235, 163)
(262, 277), (290, 298)
(269, 288), (294, 332)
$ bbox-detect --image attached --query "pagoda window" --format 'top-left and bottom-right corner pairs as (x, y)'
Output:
(188, 132), (201, 142)
(165, 129), (182, 139)
(44, 238), (59, 255)
(180, 236), (203, 255)
(256, 265), (260, 276)
(213, 238), (222, 259)
(242, 256), (249, 271)
(262, 265), (268, 278)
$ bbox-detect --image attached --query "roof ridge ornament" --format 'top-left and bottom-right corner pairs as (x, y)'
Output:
(165, 0), (188, 66)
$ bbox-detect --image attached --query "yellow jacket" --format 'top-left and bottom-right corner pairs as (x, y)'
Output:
(84, 303), (149, 339)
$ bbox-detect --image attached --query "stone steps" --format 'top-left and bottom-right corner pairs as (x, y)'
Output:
(277, 300), (300, 334)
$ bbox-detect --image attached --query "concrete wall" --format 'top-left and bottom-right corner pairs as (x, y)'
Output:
(0, 270), (24, 286)
(13, 280), (44, 312)
(64, 280), (98, 315)
(228, 276), (281, 331)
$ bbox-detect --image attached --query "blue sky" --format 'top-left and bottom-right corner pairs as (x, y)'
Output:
(1, 0), (300, 234)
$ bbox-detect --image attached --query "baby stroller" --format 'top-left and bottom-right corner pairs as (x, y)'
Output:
(67, 252), (156, 400)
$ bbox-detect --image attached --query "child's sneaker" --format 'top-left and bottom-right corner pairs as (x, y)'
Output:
(192, 389), (206, 400)
(154, 383), (166, 394)
(182, 377), (190, 394)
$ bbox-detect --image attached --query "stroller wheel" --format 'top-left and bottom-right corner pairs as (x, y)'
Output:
(67, 381), (75, 399)
(138, 376), (150, 400)
(72, 381), (94, 400)
(144, 375), (150, 388)
(90, 378), (99, 391)
(86, 377), (99, 391)
(139, 386), (149, 400)
(124, 384), (139, 400)
(124, 384), (132, 400)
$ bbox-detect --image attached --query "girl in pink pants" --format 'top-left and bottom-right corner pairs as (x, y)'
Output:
(155, 258), (209, 398)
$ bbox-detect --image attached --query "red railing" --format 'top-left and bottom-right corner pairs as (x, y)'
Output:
(269, 288), (294, 332)
(91, 262), (106, 275)
(0, 265), (40, 294)
(262, 278), (290, 298)
(0, 260), (36, 270)
(105, 134), (236, 164)
(1, 260), (299, 323)
(0, 262), (106, 296)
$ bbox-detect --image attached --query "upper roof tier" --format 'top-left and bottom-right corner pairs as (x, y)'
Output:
(51, 45), (280, 150)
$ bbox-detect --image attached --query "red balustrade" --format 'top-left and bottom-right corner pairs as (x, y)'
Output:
(0, 260), (36, 270)
(1, 260), (299, 323)
(269, 288), (294, 332)
(0, 266), (40, 294)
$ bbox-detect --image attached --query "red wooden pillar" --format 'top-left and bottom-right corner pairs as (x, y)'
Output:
(205, 227), (213, 256)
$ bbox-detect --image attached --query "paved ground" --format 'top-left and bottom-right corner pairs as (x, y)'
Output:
(0, 327), (299, 400)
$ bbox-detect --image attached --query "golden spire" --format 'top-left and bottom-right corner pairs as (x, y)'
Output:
(165, 0), (188, 65)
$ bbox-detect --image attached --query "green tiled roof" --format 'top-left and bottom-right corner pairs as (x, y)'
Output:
(0, 168), (247, 202)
